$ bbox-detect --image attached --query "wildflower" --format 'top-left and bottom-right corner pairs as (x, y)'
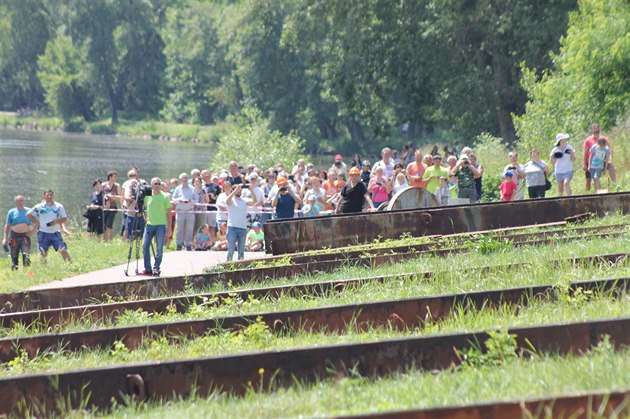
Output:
(258, 368), (265, 375)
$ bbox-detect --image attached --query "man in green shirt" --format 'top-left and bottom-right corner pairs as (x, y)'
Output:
(142, 177), (172, 276)
(422, 155), (449, 193)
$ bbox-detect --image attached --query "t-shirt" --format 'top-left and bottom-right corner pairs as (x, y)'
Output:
(589, 144), (610, 170)
(550, 145), (574, 174)
(457, 167), (476, 189)
(372, 160), (395, 180)
(247, 229), (265, 243)
(275, 193), (296, 219)
(227, 196), (249, 229)
(406, 162), (427, 188)
(500, 180), (517, 201)
(143, 192), (171, 226)
(523, 160), (548, 188)
(6, 208), (31, 226)
(583, 135), (610, 166)
(196, 232), (211, 245)
(503, 163), (524, 200)
(215, 193), (228, 222)
(422, 166), (449, 193)
(27, 201), (67, 233)
(340, 181), (368, 214)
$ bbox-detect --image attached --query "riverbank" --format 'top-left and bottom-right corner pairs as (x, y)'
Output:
(0, 113), (232, 144)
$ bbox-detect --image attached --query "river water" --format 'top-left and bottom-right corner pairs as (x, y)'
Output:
(0, 129), (214, 227)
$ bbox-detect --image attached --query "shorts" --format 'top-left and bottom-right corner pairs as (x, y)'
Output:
(103, 208), (117, 229)
(555, 171), (573, 182)
(37, 231), (66, 253)
(590, 168), (604, 179)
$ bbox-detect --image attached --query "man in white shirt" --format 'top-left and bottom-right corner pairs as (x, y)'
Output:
(172, 172), (195, 250)
(372, 147), (395, 180)
(226, 182), (258, 261)
(27, 189), (71, 263)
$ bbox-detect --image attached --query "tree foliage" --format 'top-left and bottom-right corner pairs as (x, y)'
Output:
(1, 0), (596, 153)
(514, 0), (630, 155)
(211, 107), (305, 173)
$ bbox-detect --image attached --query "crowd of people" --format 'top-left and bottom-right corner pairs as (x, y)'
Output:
(3, 123), (616, 272)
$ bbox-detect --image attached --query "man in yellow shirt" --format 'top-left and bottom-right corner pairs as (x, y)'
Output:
(422, 155), (449, 193)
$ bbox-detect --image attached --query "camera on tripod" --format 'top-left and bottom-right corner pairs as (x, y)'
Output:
(131, 183), (153, 212)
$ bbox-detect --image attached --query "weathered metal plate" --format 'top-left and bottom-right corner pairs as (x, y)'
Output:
(349, 390), (630, 418)
(263, 192), (630, 254)
(0, 317), (628, 415)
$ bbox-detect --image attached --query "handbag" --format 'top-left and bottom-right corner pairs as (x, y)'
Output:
(533, 161), (552, 190)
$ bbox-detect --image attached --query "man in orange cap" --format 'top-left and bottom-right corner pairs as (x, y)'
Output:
(336, 167), (375, 214)
(272, 176), (302, 219)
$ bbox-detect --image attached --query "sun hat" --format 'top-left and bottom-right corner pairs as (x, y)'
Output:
(348, 167), (360, 175)
(276, 176), (287, 185)
(335, 154), (343, 161)
(555, 133), (569, 146)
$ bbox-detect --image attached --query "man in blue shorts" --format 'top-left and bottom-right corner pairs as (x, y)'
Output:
(27, 189), (72, 263)
(2, 195), (34, 270)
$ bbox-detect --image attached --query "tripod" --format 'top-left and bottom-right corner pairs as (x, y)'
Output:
(123, 206), (154, 276)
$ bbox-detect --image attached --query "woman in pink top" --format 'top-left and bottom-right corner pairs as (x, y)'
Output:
(368, 166), (392, 207)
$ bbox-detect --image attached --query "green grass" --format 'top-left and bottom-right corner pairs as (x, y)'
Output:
(0, 233), (134, 293)
(1, 114), (234, 144)
(2, 289), (628, 376)
(101, 344), (630, 418)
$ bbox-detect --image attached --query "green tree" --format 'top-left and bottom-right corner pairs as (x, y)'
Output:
(211, 106), (305, 172)
(514, 0), (630, 155)
(37, 32), (93, 123)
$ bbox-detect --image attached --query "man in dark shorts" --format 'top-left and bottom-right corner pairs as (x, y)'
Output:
(2, 195), (33, 270)
(27, 189), (71, 263)
(337, 167), (375, 214)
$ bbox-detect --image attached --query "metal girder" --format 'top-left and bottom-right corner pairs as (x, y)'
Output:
(263, 192), (630, 254)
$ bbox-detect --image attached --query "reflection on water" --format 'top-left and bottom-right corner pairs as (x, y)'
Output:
(0, 129), (214, 227)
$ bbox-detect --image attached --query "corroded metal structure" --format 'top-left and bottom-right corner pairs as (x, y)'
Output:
(263, 192), (630, 254)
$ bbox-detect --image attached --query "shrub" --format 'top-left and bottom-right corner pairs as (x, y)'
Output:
(210, 106), (306, 172)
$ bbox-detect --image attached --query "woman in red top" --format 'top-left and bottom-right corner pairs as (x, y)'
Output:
(368, 166), (392, 208)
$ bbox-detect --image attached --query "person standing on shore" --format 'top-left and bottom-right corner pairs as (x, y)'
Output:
(3, 195), (33, 270)
(102, 170), (121, 242)
(141, 177), (172, 276)
(550, 133), (576, 196)
(226, 182), (258, 261)
(583, 123), (615, 191)
(27, 189), (71, 263)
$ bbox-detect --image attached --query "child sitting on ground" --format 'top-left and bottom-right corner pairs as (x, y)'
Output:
(193, 224), (212, 251)
(245, 222), (265, 251)
(499, 171), (517, 201)
(434, 176), (450, 206)
(212, 222), (228, 251)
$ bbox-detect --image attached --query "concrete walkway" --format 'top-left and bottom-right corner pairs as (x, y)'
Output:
(30, 250), (267, 290)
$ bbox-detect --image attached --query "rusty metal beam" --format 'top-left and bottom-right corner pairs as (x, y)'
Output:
(0, 316), (628, 415)
(231, 223), (627, 268)
(0, 253), (630, 320)
(348, 390), (630, 419)
(263, 192), (630, 254)
(1, 277), (628, 363)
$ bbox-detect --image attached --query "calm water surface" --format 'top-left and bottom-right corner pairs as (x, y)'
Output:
(0, 129), (214, 227)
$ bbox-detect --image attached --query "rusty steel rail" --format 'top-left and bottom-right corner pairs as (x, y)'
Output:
(1, 252), (628, 325)
(1, 277), (628, 363)
(230, 223), (627, 268)
(1, 252), (627, 322)
(0, 316), (629, 415)
(347, 390), (630, 419)
(263, 192), (630, 254)
(0, 218), (626, 314)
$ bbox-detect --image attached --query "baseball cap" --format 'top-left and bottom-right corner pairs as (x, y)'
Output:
(252, 222), (262, 228)
(504, 171), (513, 177)
(362, 160), (371, 166)
(248, 173), (259, 181)
(335, 154), (343, 161)
(348, 167), (360, 175)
